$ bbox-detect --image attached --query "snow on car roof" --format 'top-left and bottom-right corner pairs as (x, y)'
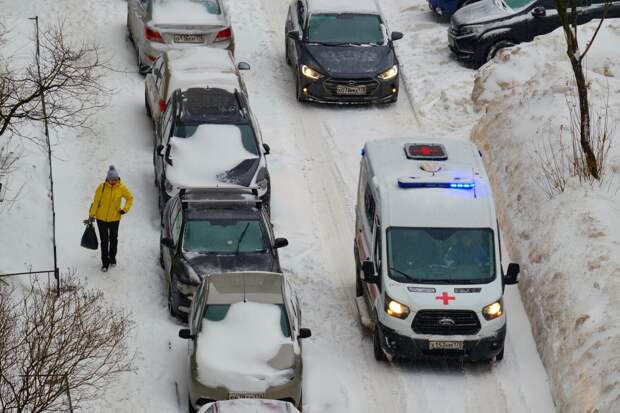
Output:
(196, 301), (294, 393)
(169, 72), (240, 98)
(198, 399), (299, 413)
(166, 48), (236, 73)
(151, 0), (226, 27)
(308, 0), (380, 14)
(165, 124), (258, 189)
(364, 137), (496, 229)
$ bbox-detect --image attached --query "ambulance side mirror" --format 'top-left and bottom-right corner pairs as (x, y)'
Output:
(362, 260), (379, 284)
(503, 263), (520, 285)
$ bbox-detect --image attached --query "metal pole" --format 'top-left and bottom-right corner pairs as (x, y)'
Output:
(64, 374), (74, 413)
(29, 16), (60, 296)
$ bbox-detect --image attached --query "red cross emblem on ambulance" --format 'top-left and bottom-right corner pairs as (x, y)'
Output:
(436, 291), (455, 305)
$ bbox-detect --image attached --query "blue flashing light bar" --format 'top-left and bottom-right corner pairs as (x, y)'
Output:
(398, 177), (475, 189)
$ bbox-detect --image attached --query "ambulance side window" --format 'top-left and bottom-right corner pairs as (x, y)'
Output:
(364, 185), (375, 227)
(373, 221), (382, 277)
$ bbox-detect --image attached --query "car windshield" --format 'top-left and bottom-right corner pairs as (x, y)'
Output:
(386, 227), (495, 284)
(172, 123), (259, 156)
(502, 0), (534, 10)
(203, 303), (291, 337)
(183, 218), (267, 253)
(307, 13), (384, 45)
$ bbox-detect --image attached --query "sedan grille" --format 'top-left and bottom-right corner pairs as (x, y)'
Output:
(412, 310), (481, 335)
(323, 79), (379, 96)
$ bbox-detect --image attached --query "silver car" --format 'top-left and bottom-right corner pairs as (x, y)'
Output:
(127, 0), (234, 74)
(179, 272), (311, 413)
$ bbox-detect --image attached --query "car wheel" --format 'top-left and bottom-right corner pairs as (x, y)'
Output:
(486, 40), (515, 62)
(495, 346), (504, 361)
(145, 90), (152, 118)
(373, 326), (387, 362)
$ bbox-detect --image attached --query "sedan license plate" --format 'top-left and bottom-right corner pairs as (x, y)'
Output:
(336, 85), (367, 96)
(174, 34), (204, 43)
(429, 341), (464, 350)
(229, 392), (264, 400)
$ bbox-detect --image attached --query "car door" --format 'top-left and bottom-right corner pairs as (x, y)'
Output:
(146, 57), (164, 122)
(155, 101), (173, 184)
(288, 0), (306, 67)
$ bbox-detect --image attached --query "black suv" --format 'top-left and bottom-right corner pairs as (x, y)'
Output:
(285, 0), (403, 104)
(160, 188), (288, 319)
(154, 87), (271, 212)
(448, 0), (620, 67)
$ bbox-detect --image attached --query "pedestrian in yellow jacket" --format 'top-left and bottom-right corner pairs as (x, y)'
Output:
(88, 165), (133, 272)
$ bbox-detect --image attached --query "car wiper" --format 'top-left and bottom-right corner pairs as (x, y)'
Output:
(234, 222), (251, 255)
(388, 266), (419, 282)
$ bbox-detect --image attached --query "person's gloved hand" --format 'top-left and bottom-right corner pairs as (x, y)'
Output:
(119, 210), (126, 215)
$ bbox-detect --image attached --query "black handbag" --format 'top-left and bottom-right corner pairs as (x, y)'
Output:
(81, 222), (98, 250)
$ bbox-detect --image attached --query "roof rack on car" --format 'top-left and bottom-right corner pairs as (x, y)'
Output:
(179, 186), (261, 208)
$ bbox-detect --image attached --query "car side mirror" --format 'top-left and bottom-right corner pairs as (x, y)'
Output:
(287, 30), (300, 40)
(161, 237), (174, 248)
(263, 143), (270, 155)
(504, 263), (520, 285)
(274, 238), (289, 249)
(157, 144), (164, 156)
(531, 6), (546, 17)
(391, 31), (404, 41)
(298, 328), (312, 339)
(237, 61), (251, 71)
(361, 260), (380, 284)
(178, 329), (194, 340)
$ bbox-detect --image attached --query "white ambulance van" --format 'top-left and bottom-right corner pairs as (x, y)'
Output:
(354, 137), (520, 362)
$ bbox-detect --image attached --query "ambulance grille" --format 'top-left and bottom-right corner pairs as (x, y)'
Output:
(412, 310), (481, 335)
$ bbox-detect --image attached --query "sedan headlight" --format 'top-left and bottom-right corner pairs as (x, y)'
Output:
(301, 64), (323, 80)
(482, 299), (503, 320)
(460, 25), (484, 36)
(384, 294), (410, 319)
(378, 65), (398, 81)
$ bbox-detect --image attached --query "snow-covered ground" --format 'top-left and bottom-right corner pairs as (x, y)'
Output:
(0, 0), (565, 412)
(470, 21), (620, 413)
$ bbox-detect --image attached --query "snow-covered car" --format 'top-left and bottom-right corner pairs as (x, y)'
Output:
(153, 87), (271, 211)
(284, 0), (403, 104)
(179, 272), (311, 412)
(127, 0), (234, 74)
(448, 0), (620, 66)
(160, 188), (288, 319)
(354, 138), (520, 362)
(145, 48), (250, 126)
(198, 399), (301, 413)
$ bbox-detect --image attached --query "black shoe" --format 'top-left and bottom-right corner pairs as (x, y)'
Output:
(101, 266), (108, 272)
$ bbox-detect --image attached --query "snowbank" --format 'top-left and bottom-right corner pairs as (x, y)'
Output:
(471, 21), (620, 413)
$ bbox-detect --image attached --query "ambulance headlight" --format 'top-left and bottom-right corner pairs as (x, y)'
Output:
(385, 294), (410, 319)
(482, 299), (503, 320)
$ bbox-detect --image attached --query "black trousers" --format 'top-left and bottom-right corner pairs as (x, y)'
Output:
(97, 220), (120, 267)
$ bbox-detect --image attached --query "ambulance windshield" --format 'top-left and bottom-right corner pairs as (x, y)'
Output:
(386, 227), (495, 284)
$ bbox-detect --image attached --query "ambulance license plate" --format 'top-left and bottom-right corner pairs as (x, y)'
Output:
(429, 341), (463, 350)
(229, 392), (264, 399)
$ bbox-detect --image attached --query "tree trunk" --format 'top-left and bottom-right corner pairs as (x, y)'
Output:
(567, 54), (599, 179)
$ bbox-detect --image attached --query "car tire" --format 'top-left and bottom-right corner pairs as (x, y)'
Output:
(373, 326), (387, 362)
(495, 346), (504, 361)
(486, 40), (515, 62)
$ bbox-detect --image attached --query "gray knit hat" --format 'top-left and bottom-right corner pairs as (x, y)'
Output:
(106, 165), (120, 181)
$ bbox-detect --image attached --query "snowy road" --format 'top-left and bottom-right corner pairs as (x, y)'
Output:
(2, 0), (556, 411)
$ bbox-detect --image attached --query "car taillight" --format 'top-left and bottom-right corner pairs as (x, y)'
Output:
(145, 27), (163, 43)
(215, 27), (231, 42)
(159, 99), (166, 113)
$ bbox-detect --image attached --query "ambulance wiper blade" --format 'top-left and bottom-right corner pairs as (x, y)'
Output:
(388, 266), (418, 282)
(431, 279), (478, 284)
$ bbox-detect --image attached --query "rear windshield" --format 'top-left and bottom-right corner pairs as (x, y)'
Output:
(307, 14), (384, 45)
(172, 123), (259, 156)
(155, 0), (221, 14)
(386, 228), (495, 284)
(183, 218), (267, 253)
(204, 304), (291, 337)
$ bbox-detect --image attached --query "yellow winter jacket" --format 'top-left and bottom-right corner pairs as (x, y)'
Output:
(89, 180), (134, 222)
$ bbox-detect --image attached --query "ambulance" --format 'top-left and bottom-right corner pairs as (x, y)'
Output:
(354, 137), (520, 362)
